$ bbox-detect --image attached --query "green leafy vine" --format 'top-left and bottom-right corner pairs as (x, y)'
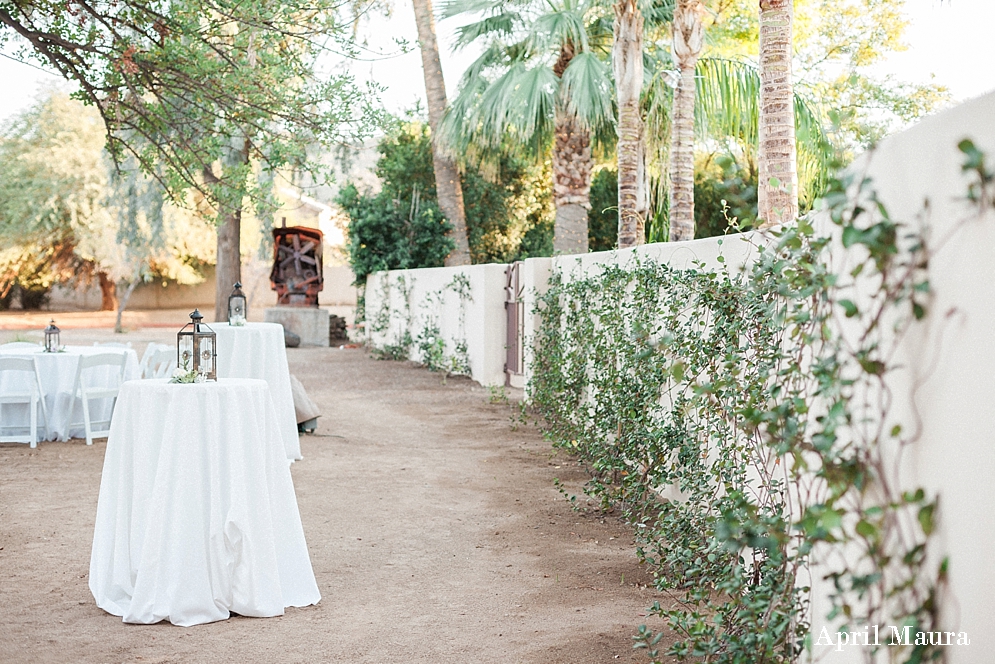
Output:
(528, 142), (992, 663)
(368, 272), (473, 376)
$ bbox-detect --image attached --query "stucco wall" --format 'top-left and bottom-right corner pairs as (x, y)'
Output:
(367, 92), (995, 661)
(365, 263), (507, 386)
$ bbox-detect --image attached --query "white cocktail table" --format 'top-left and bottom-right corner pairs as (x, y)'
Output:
(0, 344), (139, 441)
(89, 378), (320, 627)
(214, 322), (301, 460)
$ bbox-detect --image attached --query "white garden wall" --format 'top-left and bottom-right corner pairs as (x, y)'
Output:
(365, 263), (507, 386)
(366, 92), (995, 662)
(804, 93), (995, 664)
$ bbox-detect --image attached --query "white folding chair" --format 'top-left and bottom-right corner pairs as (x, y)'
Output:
(138, 343), (175, 379)
(68, 353), (128, 446)
(0, 357), (49, 447)
(149, 347), (176, 379)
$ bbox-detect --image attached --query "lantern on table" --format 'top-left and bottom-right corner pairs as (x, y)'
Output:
(228, 282), (247, 326)
(43, 319), (60, 353)
(177, 309), (216, 380)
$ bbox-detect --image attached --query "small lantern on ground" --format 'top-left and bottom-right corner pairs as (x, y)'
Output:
(43, 320), (60, 353)
(228, 282), (247, 326)
(177, 309), (216, 380)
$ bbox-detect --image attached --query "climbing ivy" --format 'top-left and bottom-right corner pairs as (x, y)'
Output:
(368, 272), (473, 376)
(529, 142), (992, 663)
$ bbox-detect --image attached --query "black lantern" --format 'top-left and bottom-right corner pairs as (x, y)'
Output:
(43, 319), (60, 353)
(228, 282), (247, 326)
(177, 309), (216, 380)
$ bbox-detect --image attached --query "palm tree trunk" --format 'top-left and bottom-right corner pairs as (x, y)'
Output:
(412, 0), (471, 266)
(758, 0), (797, 228)
(551, 110), (592, 254)
(668, 0), (705, 242)
(614, 0), (646, 249)
(551, 43), (592, 255)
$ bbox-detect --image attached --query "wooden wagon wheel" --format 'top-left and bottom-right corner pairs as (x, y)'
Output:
(276, 235), (317, 278)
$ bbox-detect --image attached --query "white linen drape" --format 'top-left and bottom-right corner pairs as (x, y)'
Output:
(89, 378), (320, 626)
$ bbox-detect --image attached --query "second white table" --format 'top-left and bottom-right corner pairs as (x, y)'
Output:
(214, 322), (301, 460)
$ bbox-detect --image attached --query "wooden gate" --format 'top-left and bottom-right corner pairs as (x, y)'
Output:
(504, 261), (524, 386)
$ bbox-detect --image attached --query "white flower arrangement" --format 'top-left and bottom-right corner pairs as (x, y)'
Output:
(168, 364), (205, 384)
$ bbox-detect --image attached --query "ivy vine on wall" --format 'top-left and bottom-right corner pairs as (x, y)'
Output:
(368, 272), (473, 376)
(528, 142), (992, 663)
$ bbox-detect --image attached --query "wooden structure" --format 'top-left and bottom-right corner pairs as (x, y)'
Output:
(270, 225), (323, 306)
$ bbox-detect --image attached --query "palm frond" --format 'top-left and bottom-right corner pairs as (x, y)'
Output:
(505, 64), (558, 148)
(559, 51), (614, 134)
(692, 57), (835, 204)
(694, 58), (760, 147)
(454, 12), (522, 49)
(440, 0), (504, 19)
(531, 10), (590, 53)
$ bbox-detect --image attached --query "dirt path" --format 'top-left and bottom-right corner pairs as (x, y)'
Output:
(0, 345), (670, 663)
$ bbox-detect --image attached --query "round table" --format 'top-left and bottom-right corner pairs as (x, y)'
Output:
(0, 344), (139, 441)
(89, 378), (320, 626)
(214, 322), (301, 460)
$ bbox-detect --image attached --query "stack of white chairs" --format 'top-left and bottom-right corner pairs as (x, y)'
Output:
(0, 357), (49, 447)
(139, 343), (176, 379)
(68, 353), (129, 446)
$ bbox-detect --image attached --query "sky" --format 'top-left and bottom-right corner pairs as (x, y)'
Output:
(1, 0), (994, 125)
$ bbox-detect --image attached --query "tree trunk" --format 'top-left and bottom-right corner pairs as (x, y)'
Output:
(411, 0), (471, 266)
(550, 43), (592, 255)
(668, 0), (705, 242)
(215, 205), (242, 322)
(97, 271), (118, 311)
(114, 272), (142, 334)
(614, 0), (646, 249)
(758, 0), (797, 228)
(206, 137), (251, 323)
(551, 110), (592, 254)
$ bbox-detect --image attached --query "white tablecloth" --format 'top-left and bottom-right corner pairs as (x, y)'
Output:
(215, 322), (300, 460)
(89, 378), (320, 627)
(0, 345), (139, 441)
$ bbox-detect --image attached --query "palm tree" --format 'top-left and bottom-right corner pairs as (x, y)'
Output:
(666, 0), (705, 242)
(412, 0), (472, 265)
(440, 0), (615, 254)
(444, 0), (828, 247)
(758, 0), (797, 227)
(613, 0), (647, 248)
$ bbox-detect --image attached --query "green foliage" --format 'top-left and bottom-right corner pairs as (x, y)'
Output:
(693, 152), (758, 238)
(0, 90), (215, 303)
(341, 120), (553, 279)
(367, 272), (472, 377)
(704, 0), (950, 155)
(529, 145), (986, 662)
(338, 182), (454, 283)
(588, 168), (618, 252)
(1, 0), (383, 223)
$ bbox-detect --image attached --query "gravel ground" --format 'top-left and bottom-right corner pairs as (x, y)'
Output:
(0, 330), (674, 663)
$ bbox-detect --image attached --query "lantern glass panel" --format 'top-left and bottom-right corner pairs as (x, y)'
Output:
(178, 335), (194, 370)
(197, 336), (215, 377)
(228, 282), (247, 326)
(44, 321), (60, 353)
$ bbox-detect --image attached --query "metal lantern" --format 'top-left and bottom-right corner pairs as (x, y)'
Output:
(177, 309), (216, 380)
(43, 319), (60, 353)
(228, 282), (247, 326)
